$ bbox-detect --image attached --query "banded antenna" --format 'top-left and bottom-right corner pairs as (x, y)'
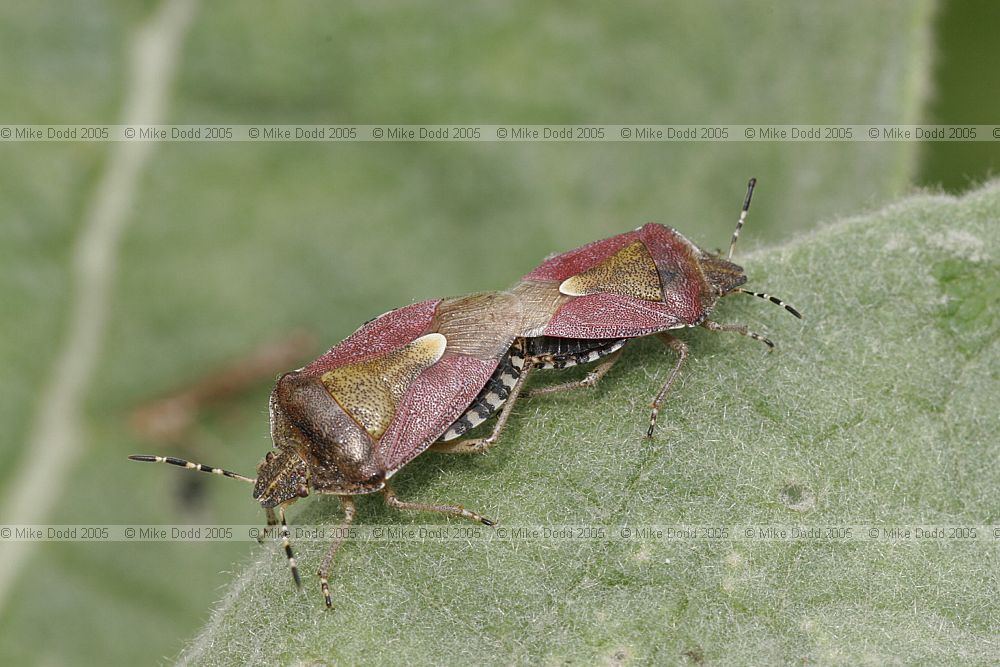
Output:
(728, 177), (757, 259)
(723, 178), (803, 320)
(735, 288), (802, 319)
(128, 454), (302, 590)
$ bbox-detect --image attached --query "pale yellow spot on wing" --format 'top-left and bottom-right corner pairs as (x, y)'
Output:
(320, 333), (446, 439)
(558, 241), (662, 301)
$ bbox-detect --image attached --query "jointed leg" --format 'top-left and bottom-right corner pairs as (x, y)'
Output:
(527, 349), (623, 397)
(257, 507), (278, 544)
(278, 506), (301, 589)
(701, 319), (774, 349)
(429, 365), (534, 455)
(647, 333), (689, 438)
(382, 480), (495, 526)
(318, 495), (356, 609)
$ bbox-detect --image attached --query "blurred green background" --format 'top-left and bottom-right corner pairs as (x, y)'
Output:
(0, 0), (996, 664)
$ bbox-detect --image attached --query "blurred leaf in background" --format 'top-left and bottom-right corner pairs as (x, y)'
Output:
(1, 0), (996, 664)
(920, 0), (1000, 190)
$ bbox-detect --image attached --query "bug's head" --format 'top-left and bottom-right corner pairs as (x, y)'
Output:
(252, 447), (309, 509)
(267, 371), (385, 495)
(699, 253), (747, 297)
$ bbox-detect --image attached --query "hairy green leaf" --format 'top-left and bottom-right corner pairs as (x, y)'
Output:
(180, 183), (1000, 666)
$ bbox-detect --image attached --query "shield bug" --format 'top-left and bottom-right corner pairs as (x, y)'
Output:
(131, 178), (799, 607)
(431, 178), (802, 454)
(520, 177), (801, 437)
(131, 292), (533, 608)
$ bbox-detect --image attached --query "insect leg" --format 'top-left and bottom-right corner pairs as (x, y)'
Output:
(257, 507), (278, 544)
(318, 496), (356, 609)
(279, 507), (301, 589)
(429, 364), (534, 455)
(527, 348), (624, 397)
(647, 333), (689, 438)
(382, 480), (496, 526)
(701, 319), (774, 349)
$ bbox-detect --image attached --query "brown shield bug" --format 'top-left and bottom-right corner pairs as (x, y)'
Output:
(131, 292), (534, 608)
(517, 177), (801, 437)
(429, 178), (802, 455)
(131, 178), (799, 607)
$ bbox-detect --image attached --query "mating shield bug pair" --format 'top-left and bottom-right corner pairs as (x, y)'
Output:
(131, 178), (800, 607)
